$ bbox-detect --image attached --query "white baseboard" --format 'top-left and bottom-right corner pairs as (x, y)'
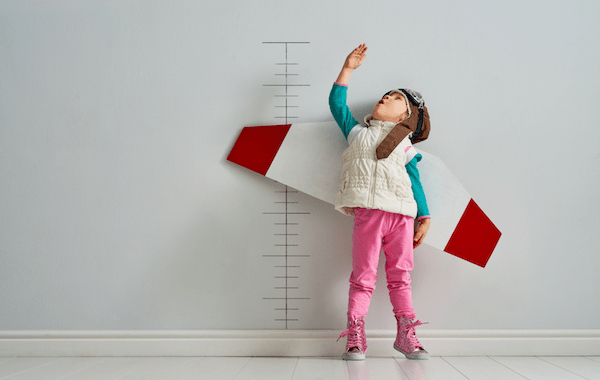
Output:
(1, 330), (599, 357)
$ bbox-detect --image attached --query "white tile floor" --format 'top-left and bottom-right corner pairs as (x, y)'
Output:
(0, 356), (599, 380)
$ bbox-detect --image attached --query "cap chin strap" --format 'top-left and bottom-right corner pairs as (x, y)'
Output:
(399, 90), (424, 144)
(375, 101), (422, 159)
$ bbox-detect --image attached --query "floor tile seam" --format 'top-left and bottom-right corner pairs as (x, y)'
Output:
(535, 356), (591, 380)
(0, 358), (19, 379)
(53, 357), (112, 380)
(229, 357), (250, 380)
(0, 357), (62, 380)
(231, 357), (264, 380)
(344, 360), (351, 380)
(173, 357), (207, 379)
(113, 357), (156, 380)
(289, 357), (300, 380)
(488, 356), (532, 380)
(438, 356), (471, 380)
(391, 356), (415, 380)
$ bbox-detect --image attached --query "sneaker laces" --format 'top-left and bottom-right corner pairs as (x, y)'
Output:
(401, 319), (428, 351)
(337, 319), (365, 352)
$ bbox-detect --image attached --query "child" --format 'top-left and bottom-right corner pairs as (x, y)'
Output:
(330, 44), (432, 361)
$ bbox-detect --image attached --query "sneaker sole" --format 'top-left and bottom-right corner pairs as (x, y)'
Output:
(393, 343), (429, 360)
(342, 352), (366, 361)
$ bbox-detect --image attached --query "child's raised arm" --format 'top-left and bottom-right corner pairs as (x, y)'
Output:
(335, 44), (367, 85)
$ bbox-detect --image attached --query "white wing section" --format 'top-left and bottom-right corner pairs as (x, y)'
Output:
(416, 149), (471, 251)
(264, 122), (474, 253)
(266, 122), (346, 205)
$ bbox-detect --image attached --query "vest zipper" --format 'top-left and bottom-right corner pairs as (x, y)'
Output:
(367, 128), (383, 208)
(368, 159), (378, 208)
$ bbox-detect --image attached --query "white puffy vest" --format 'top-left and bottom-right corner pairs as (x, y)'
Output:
(335, 120), (418, 218)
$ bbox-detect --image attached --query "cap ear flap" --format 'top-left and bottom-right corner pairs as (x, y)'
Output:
(411, 105), (430, 144)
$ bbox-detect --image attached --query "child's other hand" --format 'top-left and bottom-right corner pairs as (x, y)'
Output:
(413, 218), (431, 249)
(342, 207), (356, 216)
(344, 44), (368, 70)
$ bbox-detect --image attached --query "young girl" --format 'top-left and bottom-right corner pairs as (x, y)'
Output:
(330, 44), (432, 361)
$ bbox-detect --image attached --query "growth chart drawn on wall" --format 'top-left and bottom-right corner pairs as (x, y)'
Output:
(259, 42), (311, 329)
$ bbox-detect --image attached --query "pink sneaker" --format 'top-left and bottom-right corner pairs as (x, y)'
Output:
(393, 315), (429, 360)
(337, 317), (367, 360)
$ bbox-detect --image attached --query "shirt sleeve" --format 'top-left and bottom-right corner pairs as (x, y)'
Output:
(329, 82), (360, 140)
(405, 153), (430, 221)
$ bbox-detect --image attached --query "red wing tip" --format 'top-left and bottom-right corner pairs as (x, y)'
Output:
(227, 124), (292, 175)
(444, 199), (501, 268)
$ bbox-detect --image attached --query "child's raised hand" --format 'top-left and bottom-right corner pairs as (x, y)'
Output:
(335, 44), (367, 84)
(344, 44), (368, 70)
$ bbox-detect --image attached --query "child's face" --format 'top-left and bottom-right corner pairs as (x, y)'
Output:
(372, 91), (408, 123)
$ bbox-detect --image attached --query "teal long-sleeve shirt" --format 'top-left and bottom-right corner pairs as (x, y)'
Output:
(329, 83), (430, 220)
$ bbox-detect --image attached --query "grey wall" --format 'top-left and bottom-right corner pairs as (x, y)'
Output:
(1, 0), (599, 331)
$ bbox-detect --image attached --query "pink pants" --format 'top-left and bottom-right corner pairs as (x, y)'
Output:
(348, 208), (416, 320)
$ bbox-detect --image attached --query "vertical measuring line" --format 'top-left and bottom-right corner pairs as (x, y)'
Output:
(261, 41), (310, 329)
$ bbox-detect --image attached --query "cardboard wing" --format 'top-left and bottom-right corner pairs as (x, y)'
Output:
(227, 122), (501, 267)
